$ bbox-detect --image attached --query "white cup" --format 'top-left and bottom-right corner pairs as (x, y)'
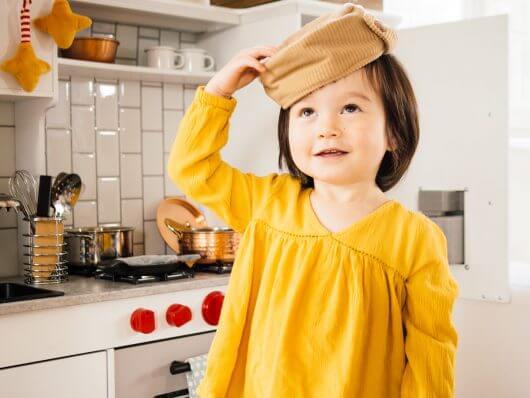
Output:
(145, 46), (185, 69)
(178, 47), (215, 72)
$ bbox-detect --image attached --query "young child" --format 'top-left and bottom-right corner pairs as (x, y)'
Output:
(168, 3), (459, 397)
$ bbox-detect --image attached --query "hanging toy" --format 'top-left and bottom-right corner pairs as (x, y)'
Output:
(33, 0), (92, 49)
(0, 0), (51, 92)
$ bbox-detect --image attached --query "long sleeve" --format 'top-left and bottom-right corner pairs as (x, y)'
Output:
(167, 85), (287, 233)
(401, 217), (460, 397)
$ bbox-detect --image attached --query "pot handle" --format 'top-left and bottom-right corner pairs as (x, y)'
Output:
(64, 232), (94, 240)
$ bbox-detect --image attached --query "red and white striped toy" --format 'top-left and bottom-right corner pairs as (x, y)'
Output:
(0, 0), (51, 92)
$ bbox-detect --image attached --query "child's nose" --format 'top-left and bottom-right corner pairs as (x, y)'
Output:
(318, 128), (341, 137)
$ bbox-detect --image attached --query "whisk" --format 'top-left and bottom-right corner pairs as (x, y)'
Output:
(8, 170), (38, 220)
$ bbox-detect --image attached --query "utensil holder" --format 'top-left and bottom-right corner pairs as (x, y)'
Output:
(23, 216), (68, 285)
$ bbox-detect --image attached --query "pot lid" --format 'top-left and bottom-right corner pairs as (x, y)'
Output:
(156, 197), (208, 254)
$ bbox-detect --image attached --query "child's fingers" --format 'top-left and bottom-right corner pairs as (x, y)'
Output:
(246, 46), (278, 61)
(241, 56), (267, 74)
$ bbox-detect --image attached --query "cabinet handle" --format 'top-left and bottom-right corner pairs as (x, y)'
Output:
(153, 388), (189, 398)
(169, 360), (191, 375)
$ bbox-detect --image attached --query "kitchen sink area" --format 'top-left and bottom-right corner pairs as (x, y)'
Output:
(0, 282), (64, 304)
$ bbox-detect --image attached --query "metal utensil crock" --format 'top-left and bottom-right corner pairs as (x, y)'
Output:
(64, 226), (134, 266)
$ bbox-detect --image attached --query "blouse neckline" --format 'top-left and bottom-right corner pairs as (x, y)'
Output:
(304, 187), (398, 237)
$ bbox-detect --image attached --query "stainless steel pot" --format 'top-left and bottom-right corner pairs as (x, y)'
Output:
(65, 226), (134, 266)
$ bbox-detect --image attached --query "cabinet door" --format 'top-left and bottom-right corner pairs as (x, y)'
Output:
(0, 351), (107, 397)
(0, 0), (56, 98)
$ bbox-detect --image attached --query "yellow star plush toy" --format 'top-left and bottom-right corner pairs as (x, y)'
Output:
(1, 43), (51, 92)
(33, 0), (92, 49)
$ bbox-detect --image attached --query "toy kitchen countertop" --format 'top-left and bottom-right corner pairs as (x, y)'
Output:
(0, 272), (230, 316)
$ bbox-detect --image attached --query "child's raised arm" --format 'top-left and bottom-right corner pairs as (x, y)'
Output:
(401, 217), (460, 397)
(167, 46), (284, 233)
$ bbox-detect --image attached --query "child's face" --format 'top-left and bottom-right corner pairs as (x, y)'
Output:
(288, 68), (390, 187)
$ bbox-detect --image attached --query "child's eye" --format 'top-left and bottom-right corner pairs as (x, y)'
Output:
(300, 107), (313, 117)
(343, 104), (360, 113)
(299, 104), (360, 118)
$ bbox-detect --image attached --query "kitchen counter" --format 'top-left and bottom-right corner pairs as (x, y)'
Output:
(0, 273), (230, 316)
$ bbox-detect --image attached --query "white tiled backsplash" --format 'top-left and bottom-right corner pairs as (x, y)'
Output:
(46, 78), (200, 257)
(0, 21), (225, 277)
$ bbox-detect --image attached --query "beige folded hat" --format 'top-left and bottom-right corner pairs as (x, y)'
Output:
(259, 2), (397, 109)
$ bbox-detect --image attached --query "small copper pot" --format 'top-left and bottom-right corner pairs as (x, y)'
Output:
(62, 37), (120, 63)
(165, 219), (240, 264)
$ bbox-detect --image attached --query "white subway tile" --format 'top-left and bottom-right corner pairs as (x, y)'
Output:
(120, 153), (142, 198)
(0, 229), (19, 277)
(163, 83), (183, 110)
(163, 110), (183, 152)
(121, 199), (144, 243)
(160, 30), (180, 50)
(143, 176), (164, 220)
(92, 21), (115, 34)
(71, 105), (95, 153)
(46, 80), (70, 128)
(119, 80), (140, 107)
(181, 32), (197, 43)
(46, 129), (72, 176)
(134, 244), (144, 256)
(0, 102), (14, 126)
(71, 77), (94, 105)
(0, 127), (15, 176)
(139, 27), (159, 39)
(97, 177), (120, 223)
(164, 153), (183, 197)
(141, 85), (162, 130)
(96, 130), (119, 176)
(72, 153), (96, 200)
(144, 220), (165, 254)
(73, 201), (98, 227)
(142, 132), (163, 175)
(184, 86), (197, 109)
(116, 25), (138, 59)
(166, 244), (178, 255)
(138, 37), (159, 67)
(119, 108), (141, 153)
(96, 82), (119, 129)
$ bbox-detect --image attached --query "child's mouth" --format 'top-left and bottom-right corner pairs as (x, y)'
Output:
(315, 151), (348, 158)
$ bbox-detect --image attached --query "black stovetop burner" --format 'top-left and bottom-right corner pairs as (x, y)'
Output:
(66, 259), (233, 284)
(194, 260), (233, 274)
(95, 268), (194, 284)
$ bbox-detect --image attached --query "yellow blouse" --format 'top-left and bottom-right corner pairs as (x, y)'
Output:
(167, 85), (459, 398)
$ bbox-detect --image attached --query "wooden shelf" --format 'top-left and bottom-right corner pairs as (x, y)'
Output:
(70, 0), (402, 33)
(58, 58), (215, 84)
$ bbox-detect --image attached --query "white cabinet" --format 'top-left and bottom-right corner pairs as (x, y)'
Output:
(0, 0), (57, 99)
(0, 351), (108, 397)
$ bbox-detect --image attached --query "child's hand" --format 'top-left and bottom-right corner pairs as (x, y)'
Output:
(204, 45), (277, 99)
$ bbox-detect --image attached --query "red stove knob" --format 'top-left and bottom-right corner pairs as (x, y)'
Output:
(166, 304), (192, 327)
(202, 291), (225, 326)
(130, 308), (155, 334)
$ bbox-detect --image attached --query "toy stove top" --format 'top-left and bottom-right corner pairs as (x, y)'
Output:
(67, 258), (233, 284)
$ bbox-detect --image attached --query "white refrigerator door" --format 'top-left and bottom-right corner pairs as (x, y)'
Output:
(391, 15), (510, 302)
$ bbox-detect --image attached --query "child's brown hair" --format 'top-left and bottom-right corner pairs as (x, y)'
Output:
(277, 53), (419, 192)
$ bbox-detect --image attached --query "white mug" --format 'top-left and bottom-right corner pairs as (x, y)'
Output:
(178, 47), (215, 72)
(145, 46), (184, 69)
